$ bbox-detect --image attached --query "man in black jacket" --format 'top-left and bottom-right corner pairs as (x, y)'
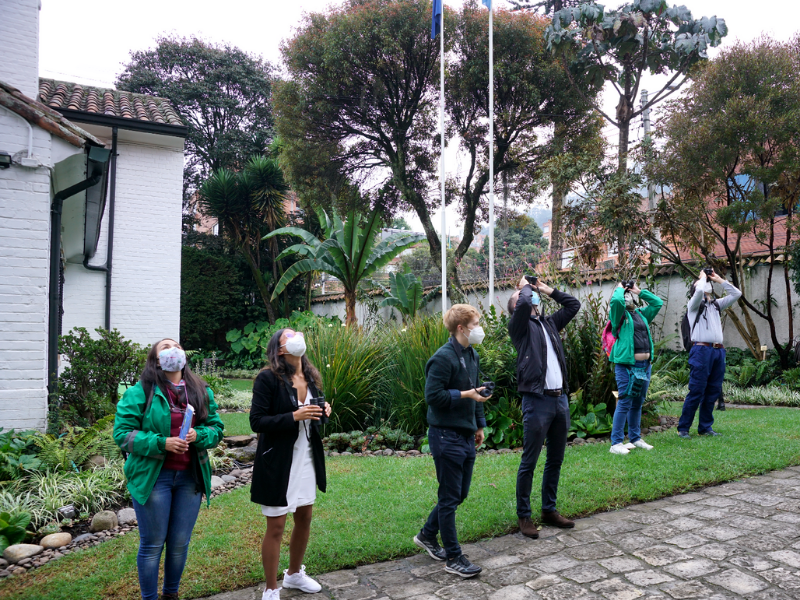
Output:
(507, 276), (581, 538)
(413, 304), (489, 579)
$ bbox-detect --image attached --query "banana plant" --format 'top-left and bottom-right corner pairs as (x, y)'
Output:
(265, 208), (423, 326)
(376, 267), (440, 323)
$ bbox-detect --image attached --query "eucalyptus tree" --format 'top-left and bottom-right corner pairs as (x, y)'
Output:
(266, 209), (424, 326)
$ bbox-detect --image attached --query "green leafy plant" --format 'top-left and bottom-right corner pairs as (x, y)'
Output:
(54, 327), (145, 430)
(0, 428), (42, 481)
(0, 510), (31, 554)
(376, 268), (440, 323)
(35, 416), (120, 472)
(265, 207), (423, 326)
(481, 395), (524, 449)
(322, 426), (415, 453)
(569, 393), (612, 439)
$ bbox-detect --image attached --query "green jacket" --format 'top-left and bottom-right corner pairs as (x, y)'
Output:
(608, 287), (664, 366)
(113, 381), (225, 505)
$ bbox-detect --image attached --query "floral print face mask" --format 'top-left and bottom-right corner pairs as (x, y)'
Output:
(158, 346), (186, 372)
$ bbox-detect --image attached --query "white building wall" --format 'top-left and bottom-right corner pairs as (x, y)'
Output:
(0, 0), (40, 99)
(0, 112), (53, 431)
(110, 141), (183, 346)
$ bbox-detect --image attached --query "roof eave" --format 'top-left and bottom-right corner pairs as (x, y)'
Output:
(54, 108), (189, 138)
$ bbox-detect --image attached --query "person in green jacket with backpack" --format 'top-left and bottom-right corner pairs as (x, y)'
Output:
(607, 282), (663, 455)
(114, 338), (224, 600)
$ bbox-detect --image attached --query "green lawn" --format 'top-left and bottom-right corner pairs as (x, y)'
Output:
(4, 405), (800, 600)
(227, 379), (253, 392)
(219, 412), (252, 436)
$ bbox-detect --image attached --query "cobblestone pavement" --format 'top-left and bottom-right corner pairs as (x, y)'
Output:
(200, 466), (800, 600)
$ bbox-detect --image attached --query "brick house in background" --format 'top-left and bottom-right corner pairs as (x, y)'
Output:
(0, 0), (187, 430)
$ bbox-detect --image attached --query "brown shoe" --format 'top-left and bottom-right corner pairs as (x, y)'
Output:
(518, 517), (539, 539)
(541, 510), (574, 529)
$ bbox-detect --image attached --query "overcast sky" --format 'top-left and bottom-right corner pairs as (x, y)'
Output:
(39, 0), (800, 232)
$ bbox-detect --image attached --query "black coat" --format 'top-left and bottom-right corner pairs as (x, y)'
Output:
(249, 369), (327, 507)
(508, 285), (581, 395)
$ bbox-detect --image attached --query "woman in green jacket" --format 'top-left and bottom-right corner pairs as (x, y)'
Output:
(608, 282), (663, 455)
(114, 338), (224, 600)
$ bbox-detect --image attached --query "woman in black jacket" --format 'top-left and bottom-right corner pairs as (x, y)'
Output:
(250, 329), (330, 600)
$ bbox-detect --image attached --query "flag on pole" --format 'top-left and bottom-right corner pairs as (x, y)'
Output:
(481, 0), (492, 7)
(431, 0), (442, 39)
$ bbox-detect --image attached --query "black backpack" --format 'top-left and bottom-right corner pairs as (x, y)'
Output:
(680, 300), (719, 351)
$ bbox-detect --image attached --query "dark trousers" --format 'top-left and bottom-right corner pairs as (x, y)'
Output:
(678, 345), (726, 434)
(516, 393), (569, 518)
(421, 425), (476, 559)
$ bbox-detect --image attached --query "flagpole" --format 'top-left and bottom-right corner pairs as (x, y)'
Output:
(440, 1), (447, 314)
(488, 1), (495, 312)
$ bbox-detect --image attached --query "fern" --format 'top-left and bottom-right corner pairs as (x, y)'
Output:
(34, 416), (120, 471)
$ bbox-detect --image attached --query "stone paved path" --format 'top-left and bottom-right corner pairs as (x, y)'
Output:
(200, 466), (800, 600)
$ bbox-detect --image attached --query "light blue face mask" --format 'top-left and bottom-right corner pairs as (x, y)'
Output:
(531, 292), (541, 306)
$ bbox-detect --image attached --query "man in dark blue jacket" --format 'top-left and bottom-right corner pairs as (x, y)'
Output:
(413, 304), (490, 579)
(507, 276), (580, 538)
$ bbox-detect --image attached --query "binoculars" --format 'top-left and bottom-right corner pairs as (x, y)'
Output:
(703, 267), (714, 277)
(478, 381), (496, 398)
(310, 396), (328, 425)
(621, 280), (635, 289)
(525, 275), (538, 285)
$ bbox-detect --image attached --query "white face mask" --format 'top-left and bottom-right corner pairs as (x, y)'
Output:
(282, 333), (307, 357)
(466, 325), (485, 346)
(158, 347), (186, 372)
(704, 283), (713, 294)
(624, 292), (637, 310)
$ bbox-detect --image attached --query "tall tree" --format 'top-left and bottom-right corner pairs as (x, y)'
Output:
(198, 157), (289, 324)
(446, 1), (597, 286)
(648, 36), (800, 366)
(266, 209), (424, 326)
(545, 0), (727, 172)
(117, 36), (275, 221)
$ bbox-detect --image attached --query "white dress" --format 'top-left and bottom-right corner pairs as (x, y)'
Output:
(261, 388), (317, 517)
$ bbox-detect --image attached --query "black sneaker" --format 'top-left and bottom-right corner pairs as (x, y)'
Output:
(677, 431), (691, 439)
(413, 533), (446, 561)
(716, 399), (726, 411)
(445, 554), (482, 578)
(699, 430), (721, 436)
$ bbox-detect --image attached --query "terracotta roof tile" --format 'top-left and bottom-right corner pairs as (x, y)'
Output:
(38, 78), (184, 126)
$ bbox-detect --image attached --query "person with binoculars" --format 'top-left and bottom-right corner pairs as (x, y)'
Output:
(250, 328), (332, 599)
(413, 304), (490, 578)
(677, 268), (741, 439)
(607, 279), (663, 455)
(507, 275), (581, 539)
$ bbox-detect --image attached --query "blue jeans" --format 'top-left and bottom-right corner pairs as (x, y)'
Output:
(678, 345), (726, 434)
(421, 426), (476, 559)
(132, 468), (202, 600)
(611, 361), (652, 445)
(516, 393), (569, 518)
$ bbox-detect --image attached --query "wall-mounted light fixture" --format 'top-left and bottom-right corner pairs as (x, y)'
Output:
(0, 152), (11, 169)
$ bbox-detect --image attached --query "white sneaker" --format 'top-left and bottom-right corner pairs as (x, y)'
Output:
(610, 444), (630, 455)
(633, 439), (653, 450)
(283, 565), (322, 593)
(623, 442), (636, 450)
(262, 588), (281, 600)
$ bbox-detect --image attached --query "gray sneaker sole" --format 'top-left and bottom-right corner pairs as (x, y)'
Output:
(444, 564), (482, 578)
(413, 535), (445, 561)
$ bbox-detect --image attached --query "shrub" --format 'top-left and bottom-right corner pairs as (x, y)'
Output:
(214, 389), (252, 411)
(0, 429), (42, 481)
(384, 315), (449, 435)
(34, 416), (121, 472)
(322, 426), (415, 453)
(0, 510), (31, 554)
(482, 395), (524, 449)
(308, 322), (388, 432)
(54, 327), (145, 430)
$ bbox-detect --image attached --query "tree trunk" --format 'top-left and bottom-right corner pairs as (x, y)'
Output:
(344, 289), (357, 327)
(243, 251), (277, 324)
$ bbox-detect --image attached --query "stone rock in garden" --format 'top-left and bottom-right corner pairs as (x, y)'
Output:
(89, 510), (118, 532)
(407, 450), (420, 456)
(229, 468), (250, 477)
(210, 476), (225, 489)
(57, 505), (78, 519)
(221, 475), (236, 483)
(3, 544), (44, 564)
(573, 438), (586, 445)
(86, 455), (108, 469)
(0, 558), (6, 568)
(331, 452), (340, 457)
(341, 452), (352, 456)
(383, 449), (394, 456)
(641, 428), (650, 434)
(73, 533), (97, 544)
(223, 435), (253, 447)
(39, 533), (72, 549)
(228, 445), (256, 462)
(117, 507), (137, 526)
